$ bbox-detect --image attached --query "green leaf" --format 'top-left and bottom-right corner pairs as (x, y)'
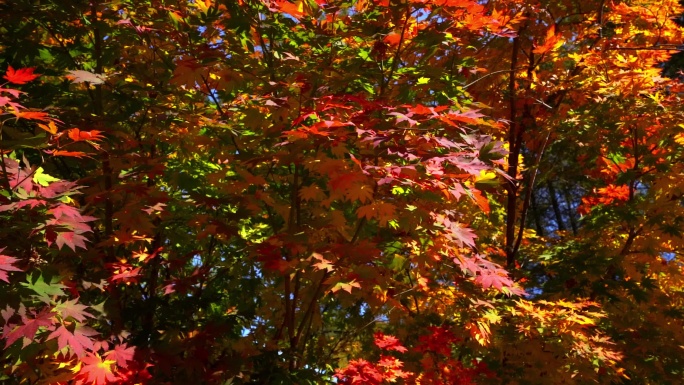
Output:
(33, 167), (59, 187)
(389, 255), (405, 271)
(21, 273), (66, 303)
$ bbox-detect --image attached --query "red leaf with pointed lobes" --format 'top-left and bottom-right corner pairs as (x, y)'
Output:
(416, 326), (460, 356)
(104, 343), (136, 368)
(0, 95), (20, 110)
(47, 324), (98, 357)
(335, 359), (383, 385)
(376, 355), (412, 381)
(474, 270), (514, 291)
(0, 199), (47, 212)
(388, 111), (418, 127)
(330, 173), (365, 191)
(108, 262), (142, 284)
(0, 248), (21, 283)
(373, 332), (408, 353)
(39, 181), (81, 199)
(47, 215), (93, 234)
(3, 307), (55, 348)
(0, 87), (23, 98)
(432, 213), (477, 248)
(75, 353), (119, 384)
(54, 231), (89, 251)
(54, 299), (94, 322)
(49, 204), (94, 222)
(3, 66), (39, 84)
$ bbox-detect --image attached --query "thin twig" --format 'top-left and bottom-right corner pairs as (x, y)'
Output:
(464, 67), (527, 89)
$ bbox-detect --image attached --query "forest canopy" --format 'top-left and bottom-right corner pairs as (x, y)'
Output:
(2, 0), (684, 384)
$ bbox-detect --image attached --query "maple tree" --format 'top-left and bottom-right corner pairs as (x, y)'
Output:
(2, 0), (684, 383)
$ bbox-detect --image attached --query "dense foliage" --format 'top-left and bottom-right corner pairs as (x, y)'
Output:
(1, 0), (684, 383)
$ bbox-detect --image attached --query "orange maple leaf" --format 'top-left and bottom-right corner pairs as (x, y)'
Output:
(46, 150), (90, 158)
(356, 202), (396, 226)
(3, 66), (39, 84)
(383, 33), (402, 46)
(12, 110), (52, 121)
(67, 128), (105, 142)
(37, 121), (58, 134)
(345, 184), (374, 203)
(311, 252), (335, 272)
(300, 184), (326, 201)
(533, 25), (563, 54)
(277, 1), (306, 19)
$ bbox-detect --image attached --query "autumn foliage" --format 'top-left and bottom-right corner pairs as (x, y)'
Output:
(2, 0), (684, 383)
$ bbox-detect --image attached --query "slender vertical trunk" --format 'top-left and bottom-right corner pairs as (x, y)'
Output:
(530, 189), (545, 236)
(547, 181), (565, 232)
(505, 35), (521, 268)
(91, 1), (112, 241)
(563, 185), (578, 234)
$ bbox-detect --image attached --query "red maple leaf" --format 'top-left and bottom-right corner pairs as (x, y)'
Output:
(54, 231), (89, 251)
(0, 248), (21, 283)
(108, 263), (142, 284)
(0, 87), (23, 98)
(54, 299), (94, 322)
(49, 216), (92, 233)
(416, 326), (460, 356)
(445, 222), (477, 248)
(3, 307), (55, 347)
(46, 324), (98, 357)
(75, 353), (119, 385)
(48, 204), (97, 223)
(48, 205), (81, 219)
(335, 359), (383, 385)
(104, 343), (136, 368)
(373, 332), (408, 353)
(0, 95), (23, 110)
(39, 181), (80, 199)
(0, 199), (47, 212)
(3, 66), (39, 84)
(474, 270), (514, 291)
